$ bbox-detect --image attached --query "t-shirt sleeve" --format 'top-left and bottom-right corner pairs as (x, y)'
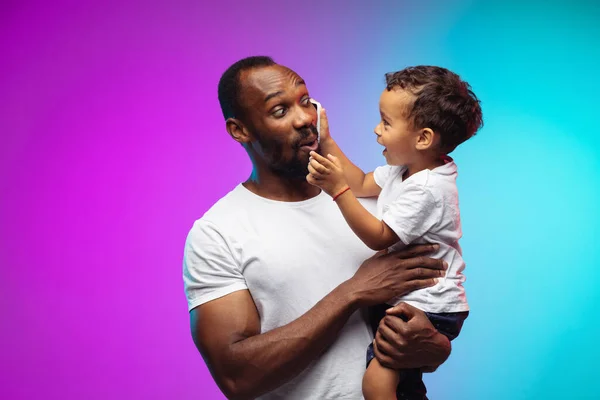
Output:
(183, 219), (248, 311)
(381, 183), (442, 245)
(373, 165), (394, 188)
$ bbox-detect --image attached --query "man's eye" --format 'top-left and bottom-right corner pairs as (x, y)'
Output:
(273, 108), (286, 117)
(301, 97), (311, 105)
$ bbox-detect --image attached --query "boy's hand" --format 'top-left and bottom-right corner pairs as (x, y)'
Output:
(306, 151), (348, 197)
(318, 107), (331, 144)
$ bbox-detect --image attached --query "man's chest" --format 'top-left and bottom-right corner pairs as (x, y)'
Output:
(234, 204), (375, 308)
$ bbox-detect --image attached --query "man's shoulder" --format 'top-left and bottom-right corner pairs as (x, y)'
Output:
(199, 183), (247, 219)
(187, 184), (249, 238)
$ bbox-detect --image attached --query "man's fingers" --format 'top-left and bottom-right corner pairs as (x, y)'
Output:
(399, 278), (439, 294)
(385, 302), (415, 319)
(377, 317), (400, 339)
(373, 332), (394, 359)
(374, 336), (396, 359)
(399, 255), (447, 272)
(391, 244), (439, 259)
(373, 333), (399, 369)
(382, 314), (409, 336)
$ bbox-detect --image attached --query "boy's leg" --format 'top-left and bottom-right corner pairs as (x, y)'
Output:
(394, 369), (428, 400)
(394, 311), (469, 400)
(363, 353), (402, 400)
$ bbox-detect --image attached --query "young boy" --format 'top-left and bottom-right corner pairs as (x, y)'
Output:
(307, 66), (483, 399)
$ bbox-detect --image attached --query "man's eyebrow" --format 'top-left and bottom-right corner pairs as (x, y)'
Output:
(264, 91), (283, 103)
(264, 80), (306, 103)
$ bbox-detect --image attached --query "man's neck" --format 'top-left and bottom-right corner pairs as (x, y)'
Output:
(243, 169), (321, 202)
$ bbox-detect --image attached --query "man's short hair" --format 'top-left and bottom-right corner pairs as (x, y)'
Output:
(385, 66), (483, 153)
(218, 56), (276, 120)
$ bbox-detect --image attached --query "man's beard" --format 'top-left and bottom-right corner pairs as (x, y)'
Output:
(257, 125), (320, 180)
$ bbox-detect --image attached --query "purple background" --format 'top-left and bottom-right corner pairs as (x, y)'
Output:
(2, 1), (599, 399)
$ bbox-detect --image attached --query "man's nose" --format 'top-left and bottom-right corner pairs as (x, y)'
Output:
(294, 106), (313, 128)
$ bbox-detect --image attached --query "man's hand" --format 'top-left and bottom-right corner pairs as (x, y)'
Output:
(373, 302), (451, 370)
(306, 151), (348, 197)
(348, 244), (447, 307)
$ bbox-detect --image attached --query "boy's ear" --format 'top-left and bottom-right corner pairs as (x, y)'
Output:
(415, 128), (438, 150)
(226, 118), (252, 144)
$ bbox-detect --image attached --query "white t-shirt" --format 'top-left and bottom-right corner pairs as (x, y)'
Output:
(183, 184), (377, 400)
(373, 160), (469, 313)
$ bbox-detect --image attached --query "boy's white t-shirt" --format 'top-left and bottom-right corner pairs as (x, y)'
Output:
(373, 160), (469, 313)
(183, 185), (378, 400)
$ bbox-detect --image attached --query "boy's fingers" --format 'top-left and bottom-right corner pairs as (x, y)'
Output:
(320, 108), (329, 129)
(309, 151), (327, 162)
(327, 154), (342, 168)
(306, 174), (319, 186)
(309, 158), (329, 174)
(319, 155), (336, 169)
(307, 164), (323, 178)
(309, 151), (336, 169)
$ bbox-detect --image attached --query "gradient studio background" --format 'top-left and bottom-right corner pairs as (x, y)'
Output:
(1, 0), (598, 399)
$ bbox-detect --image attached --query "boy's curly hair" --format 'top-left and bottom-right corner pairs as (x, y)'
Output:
(385, 66), (483, 153)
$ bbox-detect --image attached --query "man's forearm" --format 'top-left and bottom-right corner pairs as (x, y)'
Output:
(222, 281), (361, 399)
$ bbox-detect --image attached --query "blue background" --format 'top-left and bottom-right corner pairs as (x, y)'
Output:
(1, 0), (598, 398)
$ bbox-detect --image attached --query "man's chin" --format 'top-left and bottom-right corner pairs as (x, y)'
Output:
(300, 144), (322, 161)
(275, 169), (309, 180)
(271, 162), (309, 180)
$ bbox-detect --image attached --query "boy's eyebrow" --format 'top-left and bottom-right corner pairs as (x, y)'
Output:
(380, 110), (390, 120)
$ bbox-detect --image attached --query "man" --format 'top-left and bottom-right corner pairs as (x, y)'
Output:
(183, 56), (451, 399)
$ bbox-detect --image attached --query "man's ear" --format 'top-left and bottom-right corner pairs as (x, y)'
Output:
(226, 118), (252, 144)
(415, 127), (437, 150)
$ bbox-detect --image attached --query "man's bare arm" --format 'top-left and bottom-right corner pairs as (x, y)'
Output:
(191, 245), (446, 400)
(191, 283), (357, 400)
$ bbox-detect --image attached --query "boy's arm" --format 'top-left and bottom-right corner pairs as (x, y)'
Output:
(307, 151), (400, 251)
(335, 188), (401, 251)
(317, 107), (381, 197)
(321, 137), (380, 198)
